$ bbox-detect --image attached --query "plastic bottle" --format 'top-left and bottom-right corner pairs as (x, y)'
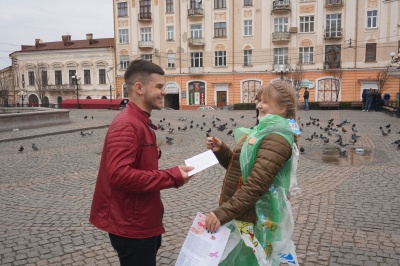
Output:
(354, 148), (364, 155)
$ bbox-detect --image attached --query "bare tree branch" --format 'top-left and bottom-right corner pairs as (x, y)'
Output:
(376, 66), (391, 93)
(328, 68), (343, 102)
(33, 63), (49, 105)
(289, 63), (305, 91)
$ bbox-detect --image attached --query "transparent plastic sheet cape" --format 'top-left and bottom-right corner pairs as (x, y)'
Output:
(219, 114), (299, 265)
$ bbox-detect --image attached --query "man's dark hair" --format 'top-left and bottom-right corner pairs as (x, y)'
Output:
(124, 60), (164, 86)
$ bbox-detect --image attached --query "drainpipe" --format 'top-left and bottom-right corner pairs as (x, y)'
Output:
(179, 0), (182, 74)
(354, 0), (359, 100)
(231, 0), (235, 106)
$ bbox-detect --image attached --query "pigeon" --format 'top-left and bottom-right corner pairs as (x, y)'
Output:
(323, 138), (330, 144)
(299, 146), (305, 153)
(202, 114), (205, 117)
(80, 131), (85, 137)
(84, 116), (87, 119)
(342, 127), (348, 133)
(381, 130), (389, 136)
(385, 124), (391, 129)
(32, 143), (39, 151)
(206, 128), (212, 133)
(229, 118), (235, 121)
(91, 116), (94, 119)
(240, 115), (244, 118)
(168, 128), (174, 134)
(18, 145), (24, 152)
(227, 130), (233, 135)
(206, 132), (211, 138)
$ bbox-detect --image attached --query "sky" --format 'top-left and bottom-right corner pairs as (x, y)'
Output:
(0, 0), (114, 70)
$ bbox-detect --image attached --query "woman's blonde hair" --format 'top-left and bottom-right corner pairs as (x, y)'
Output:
(261, 81), (297, 119)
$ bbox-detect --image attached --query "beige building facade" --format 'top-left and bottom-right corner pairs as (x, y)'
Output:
(113, 0), (400, 109)
(9, 34), (115, 107)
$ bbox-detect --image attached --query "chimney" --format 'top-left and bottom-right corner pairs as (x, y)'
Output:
(86, 33), (93, 40)
(35, 39), (41, 48)
(62, 35), (71, 45)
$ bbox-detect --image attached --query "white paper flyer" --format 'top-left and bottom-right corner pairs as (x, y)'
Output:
(175, 212), (230, 266)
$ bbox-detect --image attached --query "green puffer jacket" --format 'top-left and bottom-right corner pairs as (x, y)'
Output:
(212, 133), (292, 225)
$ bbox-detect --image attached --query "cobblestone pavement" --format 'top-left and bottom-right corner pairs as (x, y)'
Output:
(1, 108), (399, 266)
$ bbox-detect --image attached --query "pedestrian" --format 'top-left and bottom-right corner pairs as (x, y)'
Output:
(374, 90), (382, 111)
(303, 87), (309, 111)
(204, 81), (299, 265)
(365, 88), (374, 112)
(89, 60), (194, 266)
(362, 89), (367, 111)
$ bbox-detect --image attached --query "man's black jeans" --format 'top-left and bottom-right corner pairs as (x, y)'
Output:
(109, 233), (162, 266)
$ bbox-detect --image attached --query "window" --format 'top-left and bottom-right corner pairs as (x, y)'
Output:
(84, 70), (91, 84)
(69, 70), (76, 85)
(166, 0), (174, 13)
(167, 53), (175, 68)
(190, 0), (202, 9)
(119, 29), (129, 44)
(28, 71), (34, 85)
(326, 0), (342, 4)
(140, 27), (152, 41)
(55, 70), (62, 85)
(274, 17), (289, 32)
(243, 20), (253, 36)
(120, 55), (129, 70)
(365, 43), (376, 62)
(244, 49), (252, 66)
(191, 52), (203, 67)
(367, 10), (377, 28)
(191, 24), (203, 38)
(167, 26), (174, 41)
(214, 0), (226, 9)
(117, 2), (128, 17)
(325, 45), (341, 68)
(215, 51), (226, 66)
(299, 47), (314, 64)
(242, 80), (261, 103)
(99, 69), (106, 84)
(244, 0), (252, 6)
(41, 70), (48, 86)
(300, 16), (314, 33)
(274, 48), (288, 64)
(141, 54), (153, 62)
(326, 14), (342, 37)
(139, 0), (151, 18)
(214, 22), (226, 37)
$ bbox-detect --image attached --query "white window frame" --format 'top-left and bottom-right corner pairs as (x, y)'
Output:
(167, 26), (174, 41)
(167, 53), (175, 68)
(190, 24), (203, 38)
(367, 10), (377, 28)
(274, 17), (289, 32)
(299, 47), (314, 64)
(119, 29), (129, 44)
(120, 55), (129, 70)
(299, 16), (314, 33)
(191, 52), (203, 67)
(326, 13), (342, 33)
(244, 49), (252, 66)
(140, 27), (152, 41)
(274, 48), (288, 65)
(117, 2), (128, 17)
(141, 54), (153, 62)
(243, 20), (253, 36)
(214, 51), (226, 66)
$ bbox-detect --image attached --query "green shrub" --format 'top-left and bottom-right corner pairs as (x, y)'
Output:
(339, 102), (351, 109)
(308, 102), (319, 110)
(234, 103), (256, 110)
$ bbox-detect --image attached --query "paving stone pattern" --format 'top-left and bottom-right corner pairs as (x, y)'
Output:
(0, 109), (399, 265)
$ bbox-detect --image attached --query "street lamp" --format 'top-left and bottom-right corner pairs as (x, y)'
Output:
(275, 68), (289, 80)
(72, 75), (81, 109)
(389, 52), (400, 117)
(18, 90), (27, 107)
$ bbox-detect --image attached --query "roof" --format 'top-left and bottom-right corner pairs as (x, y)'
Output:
(10, 38), (115, 55)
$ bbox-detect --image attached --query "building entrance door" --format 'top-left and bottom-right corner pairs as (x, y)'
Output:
(217, 91), (226, 108)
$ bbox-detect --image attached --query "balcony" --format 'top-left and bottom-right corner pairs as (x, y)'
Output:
(325, 0), (343, 7)
(272, 0), (291, 12)
(138, 41), (153, 48)
(189, 67), (204, 75)
(272, 64), (290, 72)
(324, 62), (341, 70)
(188, 7), (204, 17)
(138, 12), (152, 21)
(324, 29), (343, 39)
(47, 84), (76, 92)
(272, 32), (290, 42)
(188, 38), (205, 47)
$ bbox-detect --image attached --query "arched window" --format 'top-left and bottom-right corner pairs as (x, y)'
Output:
(317, 78), (339, 102)
(242, 80), (262, 103)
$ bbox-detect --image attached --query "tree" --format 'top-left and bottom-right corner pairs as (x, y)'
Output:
(0, 67), (13, 107)
(33, 63), (49, 106)
(328, 67), (343, 102)
(289, 63), (305, 91)
(376, 66), (391, 93)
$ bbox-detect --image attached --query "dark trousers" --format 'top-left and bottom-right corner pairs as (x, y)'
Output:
(109, 233), (162, 266)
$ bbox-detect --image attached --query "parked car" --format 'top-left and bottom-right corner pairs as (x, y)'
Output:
(196, 106), (215, 110)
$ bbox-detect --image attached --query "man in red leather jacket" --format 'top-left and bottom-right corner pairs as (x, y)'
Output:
(90, 60), (193, 266)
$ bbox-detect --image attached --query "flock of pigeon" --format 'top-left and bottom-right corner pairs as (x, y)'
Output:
(156, 114), (247, 145)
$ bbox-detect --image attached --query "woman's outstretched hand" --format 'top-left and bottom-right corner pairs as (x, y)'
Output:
(205, 212), (221, 233)
(206, 137), (222, 152)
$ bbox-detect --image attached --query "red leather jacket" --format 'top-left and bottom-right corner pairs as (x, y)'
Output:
(90, 101), (184, 238)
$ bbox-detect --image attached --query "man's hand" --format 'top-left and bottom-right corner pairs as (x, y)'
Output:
(178, 165), (194, 184)
(205, 212), (221, 233)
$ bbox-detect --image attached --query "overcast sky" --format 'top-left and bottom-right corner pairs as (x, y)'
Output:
(0, 0), (114, 70)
